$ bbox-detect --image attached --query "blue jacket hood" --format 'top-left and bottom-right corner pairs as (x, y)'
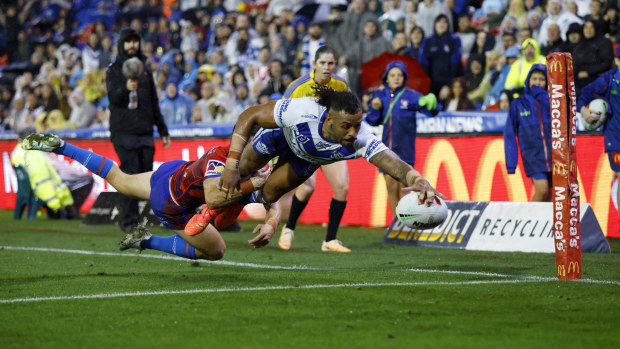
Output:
(524, 63), (547, 95)
(382, 60), (409, 86)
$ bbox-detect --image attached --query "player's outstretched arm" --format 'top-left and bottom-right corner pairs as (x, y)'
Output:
(248, 201), (281, 248)
(369, 149), (443, 206)
(220, 101), (279, 198)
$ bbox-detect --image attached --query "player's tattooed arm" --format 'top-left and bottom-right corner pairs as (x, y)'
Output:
(370, 149), (444, 205)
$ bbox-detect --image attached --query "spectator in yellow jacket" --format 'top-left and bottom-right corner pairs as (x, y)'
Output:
(504, 38), (546, 92)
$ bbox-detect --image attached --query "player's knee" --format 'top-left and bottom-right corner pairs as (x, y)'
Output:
(200, 246), (225, 261)
(332, 182), (348, 199)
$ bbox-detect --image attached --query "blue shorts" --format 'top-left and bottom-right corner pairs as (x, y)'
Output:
(530, 172), (551, 181)
(252, 128), (319, 178)
(150, 160), (194, 230)
(608, 151), (620, 172)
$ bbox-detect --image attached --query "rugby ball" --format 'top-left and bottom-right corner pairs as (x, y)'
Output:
(585, 98), (609, 130)
(395, 192), (448, 230)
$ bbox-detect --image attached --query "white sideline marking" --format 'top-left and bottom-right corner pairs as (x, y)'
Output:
(1, 246), (328, 270)
(2, 246), (619, 287)
(0, 280), (544, 304)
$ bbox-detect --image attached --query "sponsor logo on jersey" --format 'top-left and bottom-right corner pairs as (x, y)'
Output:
(365, 139), (382, 157)
(301, 113), (318, 119)
(255, 141), (269, 155)
(277, 99), (291, 122)
(400, 99), (408, 109)
(205, 160), (225, 177)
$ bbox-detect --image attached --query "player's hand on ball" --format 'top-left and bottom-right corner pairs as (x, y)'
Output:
(403, 178), (445, 206)
(580, 106), (596, 123)
(249, 223), (275, 248)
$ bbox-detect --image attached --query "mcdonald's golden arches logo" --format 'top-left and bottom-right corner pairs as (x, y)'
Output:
(568, 261), (580, 274)
(553, 163), (567, 175)
(613, 151), (620, 165)
(557, 264), (566, 277)
(549, 60), (563, 73)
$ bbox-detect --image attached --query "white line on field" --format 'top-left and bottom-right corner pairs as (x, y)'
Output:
(2, 246), (619, 286)
(0, 279), (545, 304)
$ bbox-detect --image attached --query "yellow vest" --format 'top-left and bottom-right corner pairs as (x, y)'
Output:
(284, 70), (349, 98)
(11, 144), (73, 210)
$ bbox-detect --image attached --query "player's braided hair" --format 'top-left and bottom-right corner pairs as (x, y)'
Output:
(312, 84), (361, 115)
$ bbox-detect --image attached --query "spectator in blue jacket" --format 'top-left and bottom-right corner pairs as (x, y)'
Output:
(366, 60), (439, 215)
(418, 14), (463, 96)
(159, 80), (194, 125)
(504, 64), (552, 202)
(578, 45), (620, 220)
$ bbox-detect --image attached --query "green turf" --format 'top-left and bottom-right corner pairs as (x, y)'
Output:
(1, 210), (619, 349)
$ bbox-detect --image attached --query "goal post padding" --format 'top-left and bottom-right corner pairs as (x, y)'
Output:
(547, 52), (582, 280)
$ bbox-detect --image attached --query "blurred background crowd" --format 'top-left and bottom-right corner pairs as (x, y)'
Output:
(1, 0), (619, 135)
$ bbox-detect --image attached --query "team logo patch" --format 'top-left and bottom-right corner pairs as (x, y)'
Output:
(315, 141), (333, 149)
(400, 99), (408, 109)
(205, 160), (225, 177)
(331, 151), (344, 160)
(366, 139), (382, 157)
(296, 134), (311, 144)
(613, 151), (620, 165)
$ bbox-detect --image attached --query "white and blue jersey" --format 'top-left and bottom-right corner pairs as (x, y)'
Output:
(252, 97), (388, 177)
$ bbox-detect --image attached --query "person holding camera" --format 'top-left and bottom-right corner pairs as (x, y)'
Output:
(106, 28), (171, 234)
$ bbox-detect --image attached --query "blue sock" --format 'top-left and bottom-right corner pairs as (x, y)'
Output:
(141, 234), (196, 259)
(53, 142), (114, 178)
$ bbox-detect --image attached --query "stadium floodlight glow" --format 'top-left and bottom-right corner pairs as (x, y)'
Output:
(547, 52), (582, 280)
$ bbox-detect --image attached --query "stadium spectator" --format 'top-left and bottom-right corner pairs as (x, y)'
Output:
(584, 0), (607, 36)
(504, 64), (552, 202)
(82, 32), (101, 73)
(159, 81), (194, 126)
(504, 39), (546, 92)
(573, 20), (614, 91)
(605, 4), (620, 44)
(67, 88), (97, 129)
(366, 60), (438, 217)
(231, 82), (253, 117)
(540, 24), (566, 56)
(465, 54), (490, 105)
(0, 0), (37, 63)
(333, 0), (378, 57)
(527, 9), (544, 43)
(484, 47), (521, 109)
(281, 24), (300, 68)
(442, 77), (475, 111)
(340, 18), (391, 97)
(507, 0), (528, 30)
(565, 22), (583, 55)
(495, 29), (518, 55)
(578, 45), (620, 221)
(105, 28), (170, 234)
(98, 34), (116, 69)
(417, 0), (453, 38)
(457, 15), (477, 61)
(21, 133), (280, 259)
(404, 26), (425, 61)
(469, 30), (496, 64)
(299, 21), (326, 77)
(538, 0), (583, 46)
(280, 46), (352, 253)
(419, 14), (463, 96)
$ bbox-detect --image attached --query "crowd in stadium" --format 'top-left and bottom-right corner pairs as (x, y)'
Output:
(0, 0), (617, 134)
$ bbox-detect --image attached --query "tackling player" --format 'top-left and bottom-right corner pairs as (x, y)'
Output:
(216, 85), (443, 232)
(280, 45), (352, 253)
(577, 45), (620, 220)
(21, 134), (280, 260)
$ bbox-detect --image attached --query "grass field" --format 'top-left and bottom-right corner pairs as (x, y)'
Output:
(1, 209), (619, 349)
